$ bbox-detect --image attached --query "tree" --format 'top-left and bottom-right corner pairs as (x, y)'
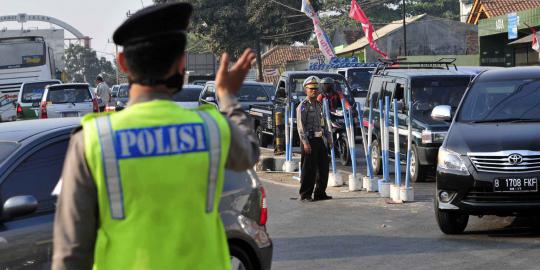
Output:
(64, 44), (117, 86)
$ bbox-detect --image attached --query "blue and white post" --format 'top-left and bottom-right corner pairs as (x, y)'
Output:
(365, 98), (378, 192)
(342, 99), (361, 191)
(379, 96), (392, 198)
(355, 102), (370, 191)
(283, 102), (298, 172)
(323, 99), (343, 187)
(401, 96), (415, 201)
(390, 99), (402, 202)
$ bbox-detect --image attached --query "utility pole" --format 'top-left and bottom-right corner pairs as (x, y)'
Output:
(256, 37), (263, 82)
(402, 0), (407, 57)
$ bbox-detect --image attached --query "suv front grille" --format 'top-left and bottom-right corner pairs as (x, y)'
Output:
(464, 187), (540, 203)
(468, 151), (540, 173)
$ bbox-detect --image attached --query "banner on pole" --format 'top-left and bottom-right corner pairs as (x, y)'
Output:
(301, 0), (336, 61)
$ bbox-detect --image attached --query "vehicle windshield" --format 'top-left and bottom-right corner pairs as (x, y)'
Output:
(458, 79), (540, 122)
(173, 87), (202, 102)
(347, 69), (373, 92)
(47, 86), (92, 104)
(262, 85), (275, 97)
(291, 75), (351, 97)
(118, 84), (129, 98)
(0, 141), (19, 164)
(22, 81), (59, 103)
(237, 85), (269, 102)
(0, 39), (45, 69)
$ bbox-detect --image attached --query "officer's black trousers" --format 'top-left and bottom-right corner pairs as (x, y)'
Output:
(299, 138), (330, 199)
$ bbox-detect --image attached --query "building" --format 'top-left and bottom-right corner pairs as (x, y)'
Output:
(467, 0), (540, 67)
(261, 45), (321, 83)
(337, 15), (478, 63)
(0, 28), (65, 70)
(185, 53), (217, 82)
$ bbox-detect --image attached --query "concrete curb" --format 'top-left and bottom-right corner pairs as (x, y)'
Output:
(256, 155), (301, 172)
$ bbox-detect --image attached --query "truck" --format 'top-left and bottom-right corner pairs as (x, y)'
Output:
(0, 36), (57, 121)
(249, 71), (358, 165)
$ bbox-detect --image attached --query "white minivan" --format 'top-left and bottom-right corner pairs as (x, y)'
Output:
(39, 83), (98, 118)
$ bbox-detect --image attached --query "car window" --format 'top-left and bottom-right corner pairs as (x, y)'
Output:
(348, 69), (373, 91)
(366, 77), (383, 109)
(201, 85), (215, 99)
(118, 85), (129, 98)
(21, 81), (59, 103)
(47, 86), (92, 104)
(411, 77), (470, 111)
(173, 87), (202, 102)
(262, 85), (275, 97)
(0, 142), (19, 164)
(0, 96), (12, 107)
(458, 79), (540, 122)
(237, 85), (269, 102)
(1, 139), (69, 214)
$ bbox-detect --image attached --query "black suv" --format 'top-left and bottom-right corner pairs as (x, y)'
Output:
(363, 64), (473, 182)
(435, 67), (540, 234)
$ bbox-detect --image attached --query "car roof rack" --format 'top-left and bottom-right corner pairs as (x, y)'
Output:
(373, 57), (458, 75)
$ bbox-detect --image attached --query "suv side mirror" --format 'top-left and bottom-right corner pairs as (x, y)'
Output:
(431, 105), (452, 121)
(2, 195), (38, 221)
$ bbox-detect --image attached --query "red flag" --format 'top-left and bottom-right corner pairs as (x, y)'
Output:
(532, 27), (540, 52)
(349, 0), (388, 58)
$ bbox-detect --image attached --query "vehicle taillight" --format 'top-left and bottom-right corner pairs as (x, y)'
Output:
(92, 98), (99, 112)
(259, 187), (267, 225)
(16, 103), (22, 114)
(40, 101), (48, 119)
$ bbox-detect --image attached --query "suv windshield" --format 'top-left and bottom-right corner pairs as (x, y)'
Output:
(348, 69), (373, 91)
(22, 81), (59, 103)
(237, 85), (269, 102)
(412, 77), (470, 111)
(173, 87), (202, 102)
(47, 86), (92, 104)
(458, 79), (540, 122)
(291, 75), (350, 97)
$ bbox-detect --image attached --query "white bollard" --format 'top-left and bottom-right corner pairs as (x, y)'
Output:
(400, 186), (415, 202)
(365, 177), (379, 192)
(328, 172), (343, 187)
(283, 160), (298, 172)
(390, 184), (401, 202)
(362, 176), (370, 191)
(378, 179), (391, 198)
(348, 174), (362, 191)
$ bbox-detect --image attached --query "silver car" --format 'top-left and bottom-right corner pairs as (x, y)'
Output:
(39, 83), (98, 118)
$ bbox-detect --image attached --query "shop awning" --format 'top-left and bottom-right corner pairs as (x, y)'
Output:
(508, 34), (534, 45)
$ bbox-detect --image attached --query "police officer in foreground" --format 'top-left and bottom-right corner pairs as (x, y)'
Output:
(297, 76), (333, 202)
(52, 3), (259, 270)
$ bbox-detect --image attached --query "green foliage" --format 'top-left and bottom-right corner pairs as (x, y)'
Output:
(64, 44), (116, 87)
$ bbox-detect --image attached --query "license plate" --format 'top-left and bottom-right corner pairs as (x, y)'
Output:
(63, 112), (79, 117)
(494, 177), (538, 192)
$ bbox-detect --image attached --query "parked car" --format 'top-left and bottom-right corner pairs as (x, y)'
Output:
(39, 83), (98, 118)
(172, 84), (204, 109)
(434, 67), (540, 234)
(16, 80), (62, 120)
(109, 83), (130, 111)
(363, 65), (473, 182)
(199, 81), (273, 111)
(0, 95), (16, 122)
(0, 118), (272, 269)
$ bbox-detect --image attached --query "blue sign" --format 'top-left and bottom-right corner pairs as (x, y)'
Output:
(508, 13), (518, 40)
(309, 57), (378, 71)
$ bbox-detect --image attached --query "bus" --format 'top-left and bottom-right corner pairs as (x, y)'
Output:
(0, 36), (56, 119)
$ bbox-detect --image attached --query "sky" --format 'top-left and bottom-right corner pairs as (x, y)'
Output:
(1, 0), (154, 60)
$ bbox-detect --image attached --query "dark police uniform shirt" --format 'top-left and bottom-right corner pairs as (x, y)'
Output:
(53, 93), (260, 269)
(296, 98), (332, 146)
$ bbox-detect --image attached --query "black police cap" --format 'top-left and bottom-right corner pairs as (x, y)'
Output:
(113, 2), (192, 46)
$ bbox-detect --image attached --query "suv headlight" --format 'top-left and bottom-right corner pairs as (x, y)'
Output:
(438, 148), (469, 175)
(422, 130), (432, 144)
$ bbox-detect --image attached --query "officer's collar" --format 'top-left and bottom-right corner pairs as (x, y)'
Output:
(127, 92), (172, 107)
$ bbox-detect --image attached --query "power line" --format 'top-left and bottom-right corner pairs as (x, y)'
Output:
(261, 28), (313, 39)
(269, 0), (303, 13)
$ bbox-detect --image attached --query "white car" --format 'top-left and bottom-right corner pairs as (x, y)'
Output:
(39, 83), (99, 118)
(0, 95), (16, 122)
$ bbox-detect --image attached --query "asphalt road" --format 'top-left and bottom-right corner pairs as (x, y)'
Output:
(259, 167), (540, 270)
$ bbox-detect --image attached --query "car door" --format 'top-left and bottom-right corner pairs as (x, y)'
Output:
(0, 138), (69, 269)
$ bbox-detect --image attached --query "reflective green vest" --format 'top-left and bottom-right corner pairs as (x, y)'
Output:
(82, 100), (231, 270)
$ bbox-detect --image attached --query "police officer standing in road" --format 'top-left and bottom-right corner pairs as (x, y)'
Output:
(52, 3), (259, 270)
(297, 76), (333, 202)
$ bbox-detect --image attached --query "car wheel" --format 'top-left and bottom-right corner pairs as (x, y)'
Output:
(435, 199), (468, 235)
(410, 144), (426, 182)
(230, 245), (255, 270)
(337, 135), (350, 166)
(371, 139), (382, 175)
(256, 126), (271, 148)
